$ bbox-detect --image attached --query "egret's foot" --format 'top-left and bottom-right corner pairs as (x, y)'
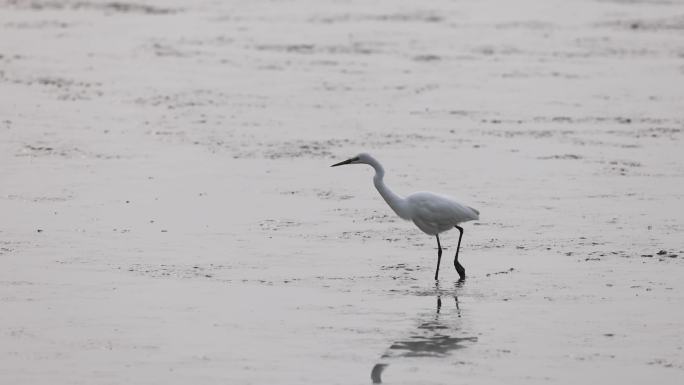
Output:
(371, 363), (388, 384)
(453, 226), (466, 280)
(455, 261), (466, 280)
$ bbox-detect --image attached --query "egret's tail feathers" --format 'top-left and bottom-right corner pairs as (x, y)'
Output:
(468, 206), (480, 220)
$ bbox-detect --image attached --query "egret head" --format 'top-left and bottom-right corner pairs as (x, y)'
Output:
(330, 153), (373, 167)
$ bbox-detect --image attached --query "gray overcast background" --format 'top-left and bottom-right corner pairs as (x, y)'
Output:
(1, 0), (683, 384)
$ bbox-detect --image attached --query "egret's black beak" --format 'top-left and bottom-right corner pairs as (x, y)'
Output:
(331, 157), (358, 167)
(331, 159), (352, 167)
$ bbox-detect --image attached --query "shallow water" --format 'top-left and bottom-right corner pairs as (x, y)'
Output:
(1, 0), (684, 383)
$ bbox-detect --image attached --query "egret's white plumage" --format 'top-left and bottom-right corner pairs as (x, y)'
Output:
(331, 152), (479, 280)
(406, 192), (479, 235)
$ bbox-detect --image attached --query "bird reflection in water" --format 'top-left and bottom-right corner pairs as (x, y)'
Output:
(371, 282), (477, 384)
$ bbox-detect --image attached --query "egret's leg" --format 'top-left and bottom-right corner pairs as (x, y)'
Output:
(454, 226), (466, 279)
(434, 235), (442, 281)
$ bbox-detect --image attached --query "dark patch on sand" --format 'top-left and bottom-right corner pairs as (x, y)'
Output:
(5, 1), (179, 15)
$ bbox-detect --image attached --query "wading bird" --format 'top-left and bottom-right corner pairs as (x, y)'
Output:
(331, 153), (479, 280)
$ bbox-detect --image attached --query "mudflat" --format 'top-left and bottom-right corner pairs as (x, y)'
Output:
(1, 0), (683, 384)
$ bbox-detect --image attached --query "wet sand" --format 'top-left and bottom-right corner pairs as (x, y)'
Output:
(1, 0), (683, 383)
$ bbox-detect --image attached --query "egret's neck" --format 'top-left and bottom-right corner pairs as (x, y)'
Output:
(368, 157), (410, 220)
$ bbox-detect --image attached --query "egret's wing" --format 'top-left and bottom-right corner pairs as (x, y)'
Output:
(408, 192), (479, 232)
(466, 206), (480, 218)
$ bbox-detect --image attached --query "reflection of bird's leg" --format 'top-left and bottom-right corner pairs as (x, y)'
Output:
(454, 296), (461, 318)
(434, 235), (442, 281)
(454, 226), (466, 280)
(437, 296), (442, 314)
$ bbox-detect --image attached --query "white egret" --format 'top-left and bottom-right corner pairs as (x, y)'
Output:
(331, 153), (479, 280)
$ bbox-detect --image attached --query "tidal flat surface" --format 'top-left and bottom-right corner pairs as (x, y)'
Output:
(1, 0), (683, 383)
